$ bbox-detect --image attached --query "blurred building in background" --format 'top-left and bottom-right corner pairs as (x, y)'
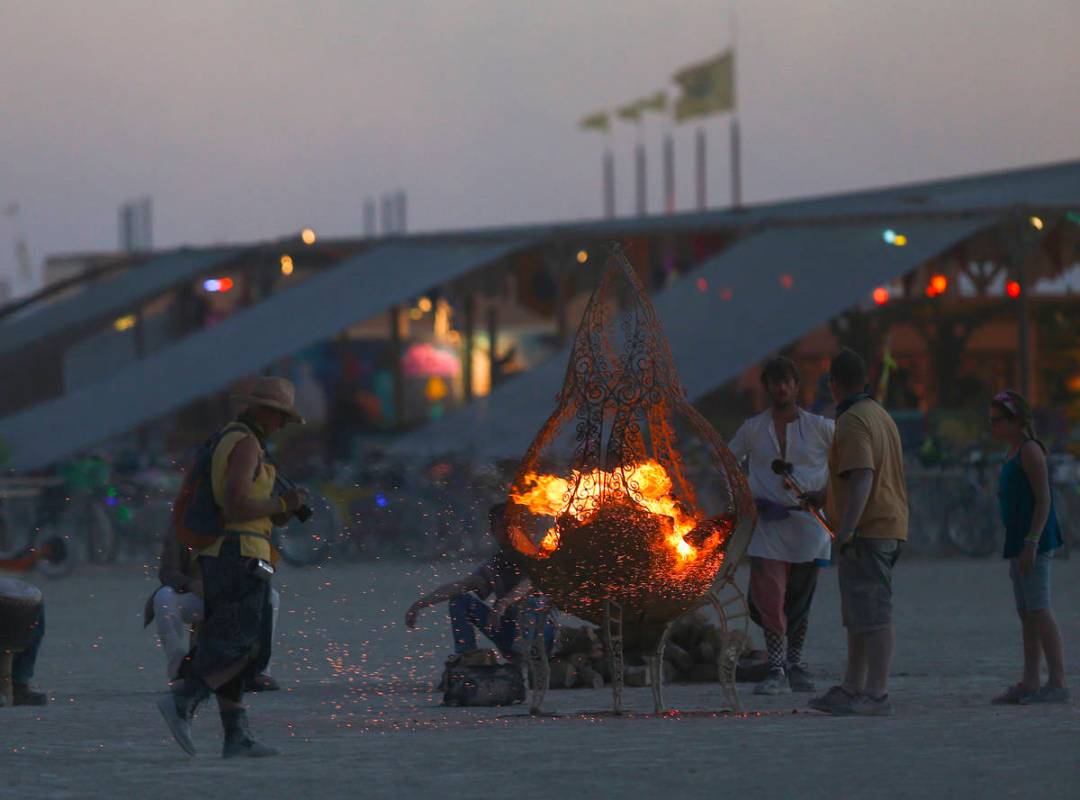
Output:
(1, 160), (1079, 472)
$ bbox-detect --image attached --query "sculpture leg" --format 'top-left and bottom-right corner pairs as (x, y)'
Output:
(708, 579), (749, 712)
(646, 623), (673, 714)
(603, 599), (624, 715)
(525, 612), (550, 715)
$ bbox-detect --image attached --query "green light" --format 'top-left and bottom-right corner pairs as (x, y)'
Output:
(1066, 211), (1080, 226)
(117, 507), (133, 523)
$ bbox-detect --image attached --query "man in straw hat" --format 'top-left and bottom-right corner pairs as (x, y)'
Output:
(157, 377), (305, 758)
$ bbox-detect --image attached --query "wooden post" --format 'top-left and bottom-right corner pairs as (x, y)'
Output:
(663, 132), (675, 215)
(389, 306), (405, 428)
(603, 149), (615, 218)
(1010, 215), (1033, 398)
(695, 127), (706, 211)
(487, 303), (499, 389)
(635, 142), (647, 217)
(462, 293), (475, 402)
(730, 117), (742, 208)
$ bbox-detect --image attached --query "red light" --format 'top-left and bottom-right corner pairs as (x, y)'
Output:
(779, 274), (794, 290)
(719, 288), (733, 302)
(930, 274), (948, 294)
(1006, 280), (1021, 298)
(873, 287), (889, 305)
(219, 277), (234, 292)
(925, 285), (938, 298)
(696, 277), (708, 292)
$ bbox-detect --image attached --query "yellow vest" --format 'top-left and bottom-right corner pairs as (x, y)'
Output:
(201, 426), (276, 562)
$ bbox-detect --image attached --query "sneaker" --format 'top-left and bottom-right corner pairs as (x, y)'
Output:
(1021, 685), (1071, 705)
(754, 668), (791, 696)
(850, 692), (894, 716)
(808, 685), (858, 715)
(12, 684), (48, 706)
(991, 683), (1036, 705)
(787, 663), (816, 693)
(155, 692), (198, 756)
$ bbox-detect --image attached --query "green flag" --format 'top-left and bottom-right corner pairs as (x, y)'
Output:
(579, 111), (610, 132)
(616, 101), (642, 123)
(638, 90), (668, 114)
(673, 50), (735, 122)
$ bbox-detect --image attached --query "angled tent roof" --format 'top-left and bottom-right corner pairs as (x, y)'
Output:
(0, 239), (527, 470)
(390, 215), (1002, 459)
(0, 247), (244, 359)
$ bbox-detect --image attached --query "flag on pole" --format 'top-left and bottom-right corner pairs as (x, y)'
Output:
(673, 50), (735, 122)
(637, 90), (668, 114)
(579, 111), (611, 132)
(616, 101), (643, 123)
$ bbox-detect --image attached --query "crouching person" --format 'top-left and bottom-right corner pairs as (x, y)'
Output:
(405, 504), (556, 667)
(156, 378), (304, 758)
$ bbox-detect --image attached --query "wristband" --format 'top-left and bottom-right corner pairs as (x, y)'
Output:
(278, 496), (288, 514)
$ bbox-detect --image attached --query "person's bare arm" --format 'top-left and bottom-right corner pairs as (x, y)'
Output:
(405, 574), (487, 628)
(836, 468), (874, 547)
(221, 436), (302, 524)
(1018, 442), (1052, 573)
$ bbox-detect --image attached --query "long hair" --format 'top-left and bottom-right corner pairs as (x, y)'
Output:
(991, 389), (1037, 441)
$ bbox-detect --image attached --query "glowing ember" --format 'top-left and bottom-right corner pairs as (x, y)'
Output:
(510, 460), (700, 564)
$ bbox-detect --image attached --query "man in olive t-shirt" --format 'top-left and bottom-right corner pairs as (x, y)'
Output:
(809, 348), (908, 717)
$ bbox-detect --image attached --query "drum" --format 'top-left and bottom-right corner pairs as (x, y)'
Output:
(0, 577), (42, 650)
(0, 577), (43, 706)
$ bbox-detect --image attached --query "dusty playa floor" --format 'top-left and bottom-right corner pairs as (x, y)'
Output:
(2, 558), (1078, 799)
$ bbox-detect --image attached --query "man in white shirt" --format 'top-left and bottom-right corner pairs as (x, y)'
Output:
(729, 357), (834, 695)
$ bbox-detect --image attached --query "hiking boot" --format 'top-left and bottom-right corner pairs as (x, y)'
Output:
(850, 692), (894, 716)
(13, 683), (48, 706)
(786, 664), (816, 693)
(754, 668), (791, 695)
(808, 685), (858, 715)
(1020, 685), (1071, 705)
(991, 683), (1036, 705)
(221, 708), (279, 759)
(156, 679), (210, 756)
(244, 673), (281, 693)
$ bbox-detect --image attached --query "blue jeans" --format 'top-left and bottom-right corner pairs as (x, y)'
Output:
(13, 605), (44, 685)
(448, 594), (555, 658)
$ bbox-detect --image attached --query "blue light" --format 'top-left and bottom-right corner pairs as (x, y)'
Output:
(105, 496), (118, 507)
(375, 493), (388, 508)
(203, 279), (221, 292)
(882, 229), (897, 244)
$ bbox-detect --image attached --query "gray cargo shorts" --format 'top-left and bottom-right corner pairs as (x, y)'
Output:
(838, 537), (903, 634)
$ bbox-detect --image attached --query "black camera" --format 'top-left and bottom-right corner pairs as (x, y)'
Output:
(293, 503), (313, 523)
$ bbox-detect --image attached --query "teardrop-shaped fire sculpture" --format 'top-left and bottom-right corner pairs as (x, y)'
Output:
(507, 247), (755, 674)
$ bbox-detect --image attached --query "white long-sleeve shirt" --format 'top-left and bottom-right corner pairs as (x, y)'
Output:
(729, 408), (834, 563)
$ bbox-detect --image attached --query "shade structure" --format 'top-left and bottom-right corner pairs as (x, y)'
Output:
(0, 239), (527, 470)
(392, 215), (1001, 459)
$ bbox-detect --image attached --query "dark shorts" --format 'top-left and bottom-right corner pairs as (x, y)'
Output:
(190, 538), (273, 680)
(838, 538), (902, 634)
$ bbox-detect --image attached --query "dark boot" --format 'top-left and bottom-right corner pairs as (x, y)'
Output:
(155, 678), (210, 756)
(12, 683), (48, 706)
(220, 707), (279, 759)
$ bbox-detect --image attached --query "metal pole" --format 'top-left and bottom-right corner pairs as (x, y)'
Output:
(603, 149), (615, 218)
(730, 117), (742, 208)
(663, 132), (675, 215)
(635, 141), (647, 217)
(695, 127), (706, 211)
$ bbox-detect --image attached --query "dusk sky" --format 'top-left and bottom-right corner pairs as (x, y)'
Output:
(2, 0), (1079, 291)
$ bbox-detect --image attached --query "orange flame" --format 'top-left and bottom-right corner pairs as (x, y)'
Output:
(510, 459), (700, 564)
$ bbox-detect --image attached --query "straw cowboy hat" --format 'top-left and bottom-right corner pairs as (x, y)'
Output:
(231, 377), (305, 424)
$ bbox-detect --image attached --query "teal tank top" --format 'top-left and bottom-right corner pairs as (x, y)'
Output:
(997, 440), (1062, 559)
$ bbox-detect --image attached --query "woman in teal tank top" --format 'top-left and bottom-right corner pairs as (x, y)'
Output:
(988, 390), (1068, 705)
